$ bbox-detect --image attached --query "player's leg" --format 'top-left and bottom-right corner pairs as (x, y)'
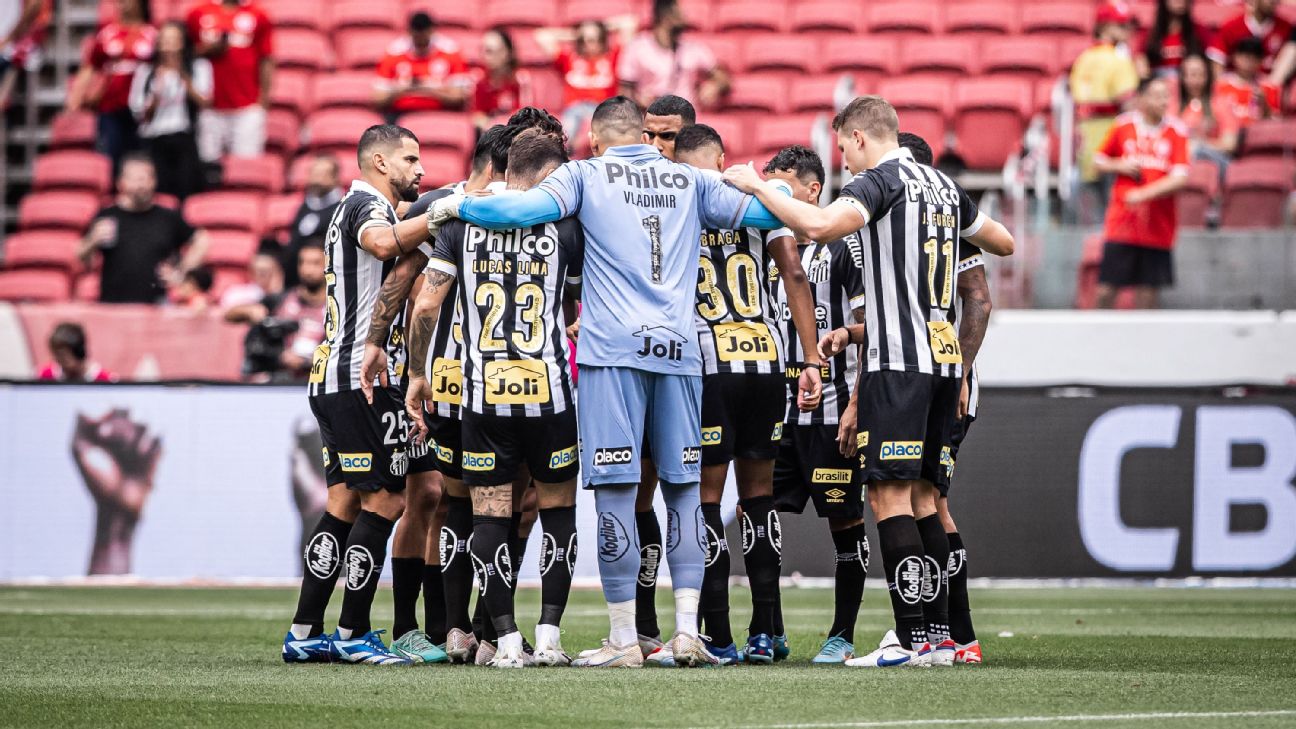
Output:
(425, 413), (476, 662)
(698, 461), (735, 661)
(525, 408), (580, 666)
(285, 474), (358, 662)
(389, 465), (448, 664)
(821, 516), (868, 663)
(915, 375), (962, 666)
(938, 496), (980, 664)
(513, 468), (538, 590)
(634, 459), (664, 654)
(423, 492), (448, 648)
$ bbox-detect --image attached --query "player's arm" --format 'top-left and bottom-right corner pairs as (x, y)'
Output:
(956, 264), (992, 420)
(836, 307), (867, 458)
(725, 164), (866, 242)
(963, 215), (1015, 257)
(357, 215), (438, 261)
(404, 263), (457, 440)
(359, 250), (429, 403)
(452, 188), (564, 229)
(766, 233), (822, 411)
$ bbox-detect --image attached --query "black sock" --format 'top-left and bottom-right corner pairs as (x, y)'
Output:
(292, 511), (352, 636)
(876, 514), (928, 650)
(390, 557), (424, 638)
(699, 502), (732, 646)
(422, 563), (447, 645)
(471, 515), (518, 637)
(829, 524), (869, 645)
(538, 505), (577, 627)
(773, 602), (784, 637)
(947, 531), (977, 644)
(439, 496), (474, 633)
(739, 496), (782, 638)
(473, 588), (495, 642)
(634, 509), (662, 638)
(916, 514), (951, 645)
(337, 510), (396, 637)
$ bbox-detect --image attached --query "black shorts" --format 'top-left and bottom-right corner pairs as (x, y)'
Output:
(940, 413), (977, 496)
(773, 424), (866, 519)
(426, 412), (463, 480)
(855, 370), (960, 488)
(460, 408), (579, 486)
(310, 387), (409, 492)
(701, 372), (787, 466)
(1098, 242), (1174, 288)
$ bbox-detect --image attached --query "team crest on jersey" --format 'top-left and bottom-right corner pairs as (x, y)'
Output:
(807, 249), (831, 283)
(771, 422), (783, 441)
(304, 532), (340, 579)
(344, 545), (376, 591)
(894, 555), (925, 605)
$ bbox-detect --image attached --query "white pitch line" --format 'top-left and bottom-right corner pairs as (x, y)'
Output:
(686, 709), (1296, 729)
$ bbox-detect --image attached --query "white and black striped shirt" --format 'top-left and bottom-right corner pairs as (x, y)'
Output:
(772, 236), (867, 426)
(427, 216), (584, 417)
(838, 147), (985, 380)
(695, 226), (789, 375)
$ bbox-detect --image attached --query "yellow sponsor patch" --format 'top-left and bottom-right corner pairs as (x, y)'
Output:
(927, 321), (962, 365)
(308, 343), (330, 384)
(549, 446), (577, 470)
(880, 441), (923, 460)
(339, 452), (373, 472)
(461, 451), (496, 471)
(701, 426), (723, 445)
(431, 357), (463, 405)
(484, 359), (550, 406)
(431, 439), (454, 464)
(321, 448), (331, 468)
(715, 321), (777, 362)
(857, 431), (869, 449)
(812, 468), (853, 484)
(771, 422), (784, 441)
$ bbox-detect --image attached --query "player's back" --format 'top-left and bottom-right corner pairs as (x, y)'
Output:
(695, 225), (785, 376)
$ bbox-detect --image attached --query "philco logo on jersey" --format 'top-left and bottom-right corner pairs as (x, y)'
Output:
(484, 360), (550, 405)
(339, 452), (373, 472)
(903, 177), (960, 207)
(549, 446), (577, 470)
(593, 447), (633, 467)
(465, 225), (558, 257)
(462, 451), (497, 471)
(681, 446), (701, 465)
(431, 439), (454, 464)
(716, 322), (776, 363)
(432, 358), (463, 405)
(813, 468), (853, 484)
(880, 441), (922, 460)
(633, 325), (685, 361)
(701, 427), (722, 445)
(604, 161), (691, 190)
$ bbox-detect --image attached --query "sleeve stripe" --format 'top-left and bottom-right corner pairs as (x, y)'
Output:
(356, 220), (388, 245)
(957, 255), (985, 273)
(540, 185), (571, 218)
(960, 211), (987, 238)
(848, 294), (868, 309)
(425, 257), (457, 275)
(565, 275), (582, 285)
(837, 197), (871, 226)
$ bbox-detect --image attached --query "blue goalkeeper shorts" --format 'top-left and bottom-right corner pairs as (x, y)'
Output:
(577, 365), (702, 487)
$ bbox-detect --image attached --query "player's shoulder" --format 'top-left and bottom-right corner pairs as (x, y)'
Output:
(553, 216), (584, 239)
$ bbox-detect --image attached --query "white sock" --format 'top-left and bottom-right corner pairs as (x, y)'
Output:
(498, 630), (523, 655)
(608, 599), (637, 647)
(289, 623), (315, 640)
(536, 623), (561, 650)
(335, 627), (354, 640)
(674, 587), (700, 636)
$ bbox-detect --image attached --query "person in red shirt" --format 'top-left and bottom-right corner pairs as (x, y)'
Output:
(1217, 37), (1283, 124)
(1137, 0), (1226, 77)
(37, 323), (117, 383)
(536, 16), (638, 139)
(66, 0), (155, 173)
(373, 12), (470, 118)
(469, 27), (533, 130)
(0, 0), (52, 109)
(185, 0), (272, 161)
(1094, 77), (1190, 309)
(1218, 0), (1293, 74)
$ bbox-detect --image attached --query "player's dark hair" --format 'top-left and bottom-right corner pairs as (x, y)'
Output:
(674, 123), (724, 155)
(646, 94), (697, 125)
(591, 95), (644, 137)
(507, 106), (565, 138)
(185, 266), (215, 293)
(1232, 36), (1265, 59)
(474, 125), (509, 173)
(762, 144), (826, 186)
(897, 132), (934, 166)
(357, 124), (418, 167)
(49, 322), (87, 360)
(832, 95), (899, 140)
(507, 128), (569, 181)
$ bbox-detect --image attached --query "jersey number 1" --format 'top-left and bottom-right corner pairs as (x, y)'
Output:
(923, 239), (954, 309)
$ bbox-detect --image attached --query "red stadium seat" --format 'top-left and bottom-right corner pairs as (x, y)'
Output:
(1035, 76), (1063, 113)
(410, 0), (475, 30)
(512, 33), (552, 68)
(823, 37), (898, 77)
(311, 72), (379, 111)
(33, 151), (112, 195)
(944, 2), (1017, 35)
(788, 75), (841, 113)
(270, 68), (313, 117)
(1194, 2), (1238, 30)
(1241, 119), (1296, 158)
(526, 67), (565, 113)
(74, 272), (100, 302)
(1178, 160), (1221, 228)
(867, 2), (938, 34)
(335, 29), (399, 70)
(789, 2), (862, 33)
(202, 231), (261, 269)
(485, 0), (558, 29)
(1221, 159), (1295, 228)
(327, 0), (401, 32)
(877, 77), (951, 158)
(262, 0), (323, 30)
(562, 0), (634, 25)
(952, 77), (1033, 169)
(211, 269), (250, 300)
(691, 34), (741, 72)
(677, 0), (716, 32)
(18, 191), (101, 232)
(0, 269), (71, 302)
(50, 112), (97, 150)
(264, 194), (302, 239)
(712, 0), (786, 33)
(399, 112), (476, 154)
(1, 231), (83, 274)
(898, 37), (979, 77)
(740, 34), (816, 74)
(419, 148), (470, 188)
(304, 109), (385, 150)
(221, 155), (286, 193)
(705, 114), (751, 161)
(1020, 2), (1092, 38)
(276, 29), (333, 71)
(185, 191), (266, 234)
(290, 153), (361, 190)
(980, 37), (1059, 78)
(751, 114), (817, 157)
(265, 108), (302, 157)
(723, 74), (788, 114)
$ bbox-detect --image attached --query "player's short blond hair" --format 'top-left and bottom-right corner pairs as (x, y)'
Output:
(831, 96), (900, 141)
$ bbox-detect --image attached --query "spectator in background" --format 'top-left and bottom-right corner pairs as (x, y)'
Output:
(1070, 1), (1140, 222)
(186, 0), (273, 162)
(1094, 77), (1189, 310)
(373, 11), (469, 119)
(219, 245), (284, 310)
(1217, 37), (1282, 124)
(643, 94), (695, 160)
(1138, 0), (1225, 78)
(618, 0), (728, 110)
(170, 265), (214, 311)
(535, 16), (638, 139)
(0, 0), (51, 110)
(37, 323), (116, 383)
(1267, 26), (1295, 88)
(1218, 0), (1293, 75)
(129, 21), (211, 200)
(66, 0), (155, 174)
(284, 155), (341, 287)
(227, 242), (327, 382)
(1176, 53), (1240, 168)
(469, 27), (533, 130)
(79, 153), (209, 304)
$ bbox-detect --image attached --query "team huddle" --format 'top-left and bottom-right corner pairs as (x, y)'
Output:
(281, 91), (1014, 669)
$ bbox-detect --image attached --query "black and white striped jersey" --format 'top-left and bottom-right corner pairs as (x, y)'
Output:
(837, 147), (985, 380)
(406, 184), (471, 419)
(694, 225), (789, 375)
(427, 215), (584, 417)
(309, 180), (417, 396)
(771, 235), (868, 426)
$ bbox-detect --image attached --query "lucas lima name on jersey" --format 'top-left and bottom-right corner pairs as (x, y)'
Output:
(695, 225), (787, 376)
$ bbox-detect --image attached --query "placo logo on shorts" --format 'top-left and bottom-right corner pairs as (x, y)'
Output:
(880, 441), (923, 460)
(461, 450), (497, 471)
(813, 468), (852, 484)
(701, 426), (722, 445)
(681, 446), (701, 465)
(320, 448), (331, 469)
(593, 447), (633, 467)
(549, 446), (577, 470)
(940, 445), (955, 478)
(632, 325), (685, 362)
(431, 439), (454, 464)
(339, 452), (373, 472)
(771, 422), (783, 441)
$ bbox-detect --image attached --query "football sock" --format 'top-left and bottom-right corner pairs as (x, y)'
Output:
(593, 484), (640, 605)
(472, 593), (493, 642)
(947, 531), (977, 644)
(538, 505), (577, 627)
(509, 511), (524, 598)
(740, 495), (782, 638)
(390, 557), (423, 638)
(674, 587), (700, 636)
(337, 510), (396, 637)
(422, 563), (447, 645)
(608, 599), (638, 647)
(634, 509), (663, 639)
(471, 514), (518, 637)
(773, 602), (785, 637)
(828, 523), (869, 645)
(291, 511), (352, 638)
(440, 496), (474, 633)
(662, 483), (707, 636)
(876, 514), (928, 650)
(699, 502), (733, 646)
(917, 514), (951, 645)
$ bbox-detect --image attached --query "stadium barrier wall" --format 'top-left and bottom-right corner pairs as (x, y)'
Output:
(2, 384), (1293, 581)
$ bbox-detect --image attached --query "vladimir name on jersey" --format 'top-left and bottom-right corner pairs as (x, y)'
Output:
(695, 226), (786, 376)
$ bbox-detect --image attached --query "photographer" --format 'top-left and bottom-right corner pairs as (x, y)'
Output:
(225, 241), (326, 382)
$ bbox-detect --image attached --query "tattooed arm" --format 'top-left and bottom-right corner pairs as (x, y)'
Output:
(359, 250), (429, 404)
(956, 265), (993, 419)
(403, 268), (456, 440)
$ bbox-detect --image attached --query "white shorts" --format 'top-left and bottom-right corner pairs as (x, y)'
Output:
(198, 105), (266, 161)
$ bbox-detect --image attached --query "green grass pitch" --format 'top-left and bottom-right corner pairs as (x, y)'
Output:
(2, 585), (1294, 728)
